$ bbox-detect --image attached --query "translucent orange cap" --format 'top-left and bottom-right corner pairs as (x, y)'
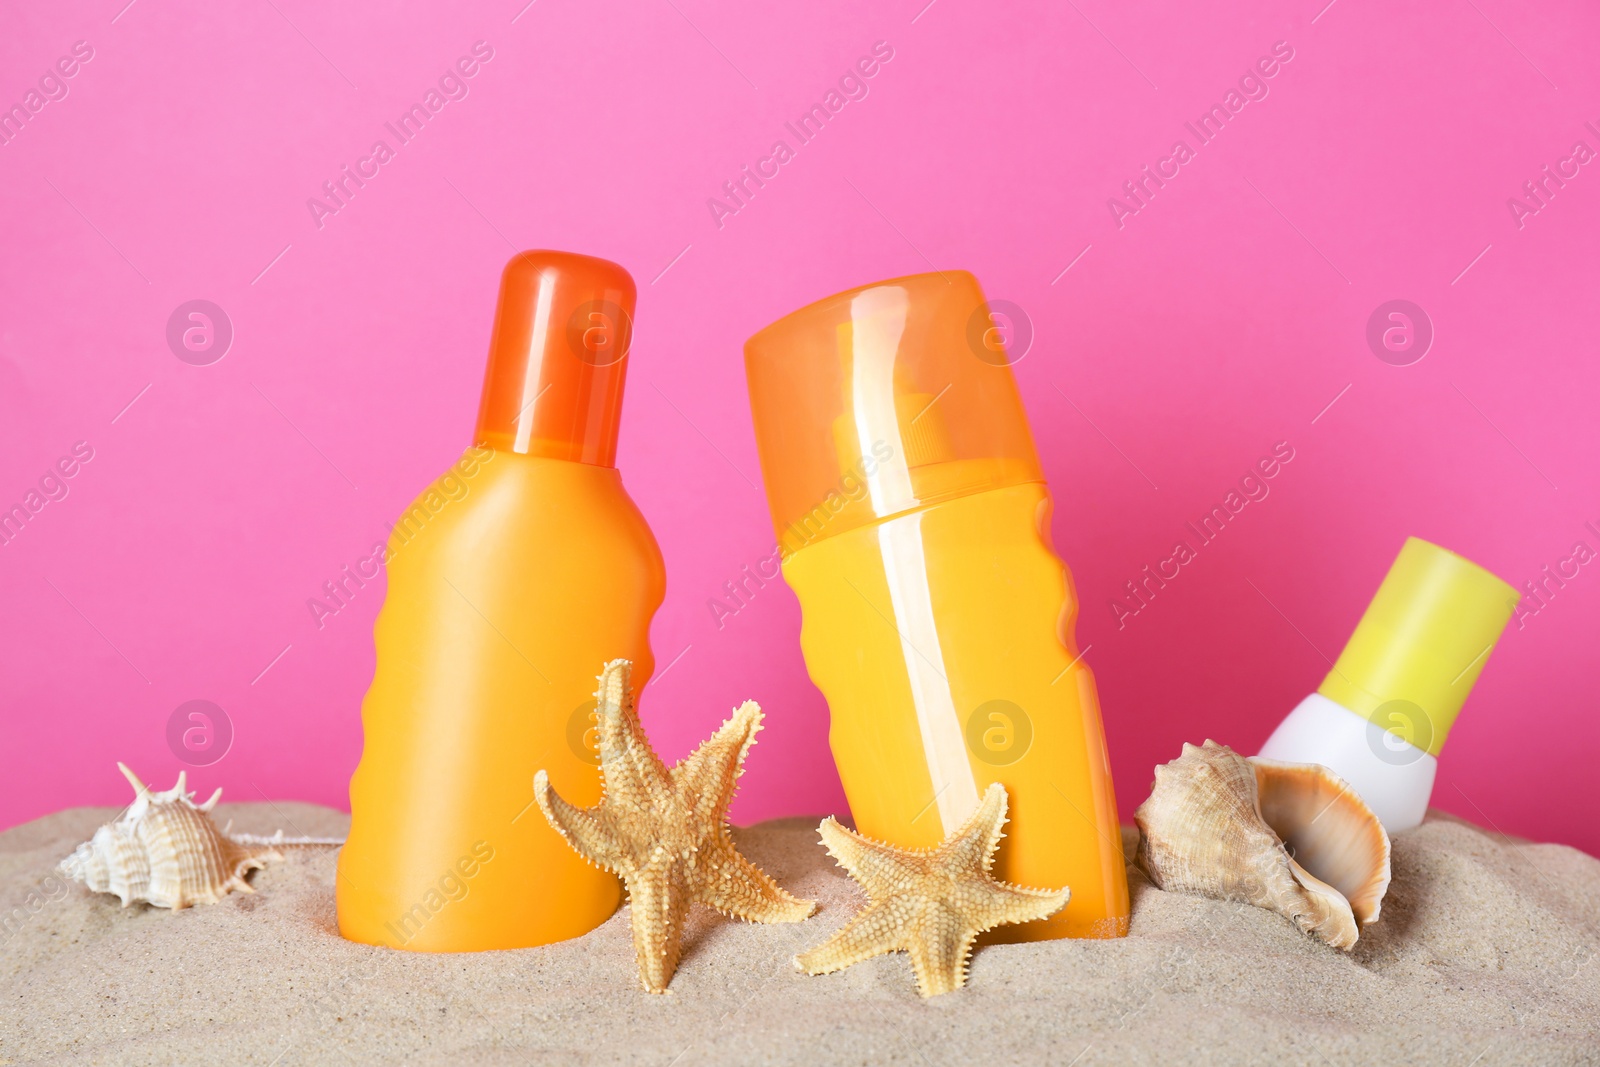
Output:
(474, 250), (636, 465)
(744, 271), (1043, 555)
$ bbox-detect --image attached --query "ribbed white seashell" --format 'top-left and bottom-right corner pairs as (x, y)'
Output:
(1134, 740), (1392, 950)
(58, 764), (283, 909)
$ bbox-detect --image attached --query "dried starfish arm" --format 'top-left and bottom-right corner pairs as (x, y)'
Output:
(533, 770), (627, 872)
(593, 659), (674, 810)
(814, 819), (916, 899)
(675, 701), (760, 826)
(941, 785), (1010, 870)
(961, 881), (1073, 933)
(795, 896), (915, 975)
(696, 835), (815, 922)
(906, 910), (978, 998)
(629, 847), (691, 993)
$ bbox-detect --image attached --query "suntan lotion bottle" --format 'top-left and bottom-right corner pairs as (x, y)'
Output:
(1257, 537), (1516, 833)
(338, 250), (664, 952)
(744, 271), (1130, 940)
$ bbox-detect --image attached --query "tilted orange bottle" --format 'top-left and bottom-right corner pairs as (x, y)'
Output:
(337, 250), (664, 952)
(744, 271), (1129, 940)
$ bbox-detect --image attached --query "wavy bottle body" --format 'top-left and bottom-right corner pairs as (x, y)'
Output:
(746, 272), (1130, 940)
(338, 251), (662, 952)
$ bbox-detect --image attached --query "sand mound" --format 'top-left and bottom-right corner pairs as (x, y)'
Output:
(2, 804), (1597, 1065)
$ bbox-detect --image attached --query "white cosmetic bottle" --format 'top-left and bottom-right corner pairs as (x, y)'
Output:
(1258, 538), (1517, 833)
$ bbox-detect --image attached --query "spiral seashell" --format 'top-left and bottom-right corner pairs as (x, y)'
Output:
(58, 764), (283, 909)
(1134, 740), (1391, 950)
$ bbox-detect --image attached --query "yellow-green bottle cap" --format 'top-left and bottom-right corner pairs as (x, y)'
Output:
(1318, 537), (1517, 757)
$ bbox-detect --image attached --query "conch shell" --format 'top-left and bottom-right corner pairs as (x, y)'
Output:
(1134, 740), (1391, 950)
(58, 764), (282, 909)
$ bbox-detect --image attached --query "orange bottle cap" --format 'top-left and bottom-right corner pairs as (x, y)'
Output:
(744, 271), (1043, 555)
(474, 250), (636, 465)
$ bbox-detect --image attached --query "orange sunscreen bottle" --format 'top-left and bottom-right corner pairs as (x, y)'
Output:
(337, 250), (664, 952)
(744, 271), (1129, 940)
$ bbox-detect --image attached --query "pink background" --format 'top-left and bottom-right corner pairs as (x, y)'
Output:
(3, 0), (1597, 856)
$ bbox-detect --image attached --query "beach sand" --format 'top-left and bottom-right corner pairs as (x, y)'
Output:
(3, 804), (1597, 1066)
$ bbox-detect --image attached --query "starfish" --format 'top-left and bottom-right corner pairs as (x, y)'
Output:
(795, 782), (1071, 997)
(535, 659), (816, 993)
